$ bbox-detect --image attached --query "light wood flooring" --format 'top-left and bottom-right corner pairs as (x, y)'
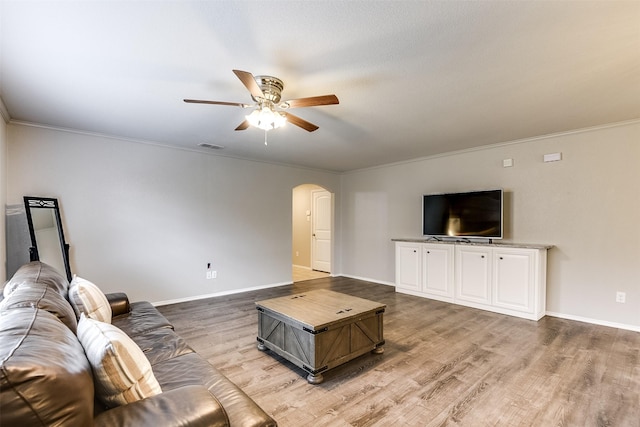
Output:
(292, 265), (330, 282)
(157, 276), (640, 427)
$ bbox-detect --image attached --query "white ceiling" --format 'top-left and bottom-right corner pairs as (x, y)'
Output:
(1, 1), (639, 172)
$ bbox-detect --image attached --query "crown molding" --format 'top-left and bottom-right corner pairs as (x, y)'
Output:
(344, 118), (640, 175)
(8, 119), (341, 175)
(0, 97), (10, 123)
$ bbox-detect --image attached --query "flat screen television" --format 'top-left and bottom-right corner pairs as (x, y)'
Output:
(422, 189), (503, 239)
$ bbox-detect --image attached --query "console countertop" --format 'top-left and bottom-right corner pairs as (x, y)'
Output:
(392, 238), (553, 250)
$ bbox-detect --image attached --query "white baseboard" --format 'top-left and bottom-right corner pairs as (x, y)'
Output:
(339, 274), (395, 287)
(152, 280), (291, 307)
(151, 274), (392, 306)
(153, 278), (640, 333)
(545, 311), (640, 332)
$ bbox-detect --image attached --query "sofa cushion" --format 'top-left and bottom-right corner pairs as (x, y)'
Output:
(69, 275), (112, 323)
(112, 301), (173, 336)
(4, 261), (69, 297)
(3, 278), (21, 299)
(77, 314), (162, 408)
(0, 284), (78, 333)
(0, 308), (94, 426)
(128, 327), (194, 366)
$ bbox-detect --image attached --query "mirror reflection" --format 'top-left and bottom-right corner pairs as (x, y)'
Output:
(24, 197), (72, 281)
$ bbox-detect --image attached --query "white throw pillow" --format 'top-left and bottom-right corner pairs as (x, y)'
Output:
(77, 314), (162, 407)
(69, 275), (112, 323)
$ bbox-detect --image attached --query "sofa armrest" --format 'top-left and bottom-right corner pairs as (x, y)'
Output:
(93, 385), (229, 427)
(105, 292), (131, 317)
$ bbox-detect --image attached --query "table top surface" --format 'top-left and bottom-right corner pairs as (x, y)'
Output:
(255, 289), (386, 330)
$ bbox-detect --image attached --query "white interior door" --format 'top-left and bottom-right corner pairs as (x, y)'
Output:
(311, 190), (331, 273)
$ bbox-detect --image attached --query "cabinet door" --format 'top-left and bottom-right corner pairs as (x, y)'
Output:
(455, 246), (491, 305)
(395, 242), (421, 292)
(422, 244), (454, 299)
(493, 249), (535, 313)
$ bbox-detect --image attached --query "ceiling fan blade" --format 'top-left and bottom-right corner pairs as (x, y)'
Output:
(283, 94), (339, 109)
(232, 69), (265, 99)
(284, 112), (319, 132)
(184, 99), (250, 108)
(235, 120), (250, 131)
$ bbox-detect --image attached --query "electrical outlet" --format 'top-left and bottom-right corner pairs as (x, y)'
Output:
(616, 291), (626, 303)
(206, 270), (213, 280)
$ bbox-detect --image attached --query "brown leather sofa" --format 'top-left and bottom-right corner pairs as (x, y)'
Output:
(0, 261), (277, 427)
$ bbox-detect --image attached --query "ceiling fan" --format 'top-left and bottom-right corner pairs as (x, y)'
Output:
(184, 70), (339, 133)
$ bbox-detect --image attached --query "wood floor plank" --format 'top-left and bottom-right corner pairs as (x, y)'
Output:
(157, 277), (640, 426)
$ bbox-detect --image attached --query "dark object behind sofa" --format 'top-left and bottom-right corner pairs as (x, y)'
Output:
(0, 261), (277, 427)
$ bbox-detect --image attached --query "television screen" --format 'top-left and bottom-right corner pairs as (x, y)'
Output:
(422, 189), (503, 239)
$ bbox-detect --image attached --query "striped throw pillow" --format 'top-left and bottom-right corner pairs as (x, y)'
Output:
(69, 275), (112, 323)
(77, 314), (162, 407)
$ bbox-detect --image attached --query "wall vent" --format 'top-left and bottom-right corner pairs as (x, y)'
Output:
(198, 143), (225, 150)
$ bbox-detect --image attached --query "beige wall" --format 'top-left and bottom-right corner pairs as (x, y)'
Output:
(292, 184), (323, 268)
(6, 123), (341, 302)
(5, 119), (640, 330)
(340, 121), (640, 330)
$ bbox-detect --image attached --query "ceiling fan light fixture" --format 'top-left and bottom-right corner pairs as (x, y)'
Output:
(186, 69), (337, 133)
(246, 106), (286, 131)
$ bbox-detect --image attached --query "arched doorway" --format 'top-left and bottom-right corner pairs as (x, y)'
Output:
(292, 184), (332, 282)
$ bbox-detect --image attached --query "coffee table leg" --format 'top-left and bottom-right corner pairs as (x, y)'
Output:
(307, 372), (324, 384)
(372, 346), (384, 354)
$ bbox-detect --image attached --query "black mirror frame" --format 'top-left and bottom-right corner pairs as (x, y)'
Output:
(23, 196), (72, 282)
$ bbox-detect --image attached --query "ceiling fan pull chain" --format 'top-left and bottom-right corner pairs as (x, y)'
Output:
(264, 130), (268, 146)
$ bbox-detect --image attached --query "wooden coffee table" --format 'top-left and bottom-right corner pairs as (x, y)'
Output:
(255, 289), (385, 384)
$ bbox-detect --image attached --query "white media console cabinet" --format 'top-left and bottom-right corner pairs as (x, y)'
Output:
(393, 239), (552, 320)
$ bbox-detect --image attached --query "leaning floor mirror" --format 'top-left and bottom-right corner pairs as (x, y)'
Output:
(23, 196), (72, 281)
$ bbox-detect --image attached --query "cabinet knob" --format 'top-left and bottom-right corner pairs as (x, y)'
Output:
(500, 257), (504, 260)
(481, 255), (485, 258)
(427, 251), (430, 254)
(413, 250), (416, 253)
